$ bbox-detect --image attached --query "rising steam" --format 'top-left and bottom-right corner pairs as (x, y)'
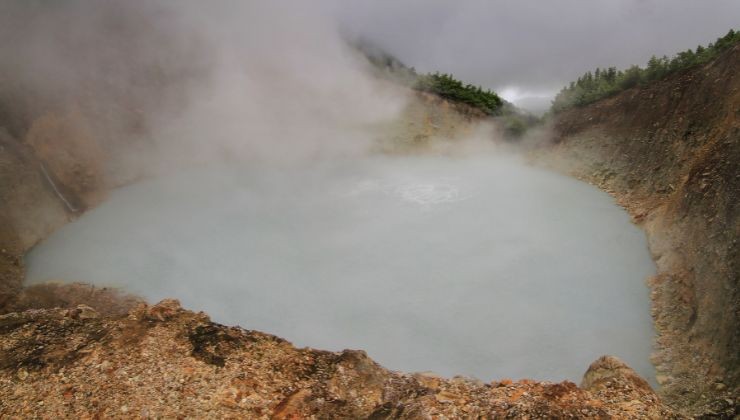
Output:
(0, 1), (407, 176)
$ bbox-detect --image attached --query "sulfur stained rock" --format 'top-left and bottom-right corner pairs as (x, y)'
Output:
(272, 388), (312, 419)
(326, 350), (386, 411)
(145, 298), (183, 322)
(581, 355), (653, 393)
(68, 304), (99, 320)
(413, 371), (444, 390)
(0, 307), (685, 419)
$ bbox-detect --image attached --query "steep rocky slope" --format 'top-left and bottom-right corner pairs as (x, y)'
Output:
(545, 42), (739, 415)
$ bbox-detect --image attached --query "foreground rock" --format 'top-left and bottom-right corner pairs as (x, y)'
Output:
(0, 300), (681, 419)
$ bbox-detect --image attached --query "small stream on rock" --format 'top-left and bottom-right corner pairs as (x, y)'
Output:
(26, 155), (656, 383)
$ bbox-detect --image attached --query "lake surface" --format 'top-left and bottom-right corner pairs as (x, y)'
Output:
(26, 155), (656, 383)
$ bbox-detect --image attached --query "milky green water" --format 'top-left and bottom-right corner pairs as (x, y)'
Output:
(26, 155), (656, 383)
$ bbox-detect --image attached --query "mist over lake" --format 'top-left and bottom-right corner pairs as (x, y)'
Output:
(26, 155), (656, 383)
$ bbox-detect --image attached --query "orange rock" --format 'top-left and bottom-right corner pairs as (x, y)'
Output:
(146, 299), (183, 321)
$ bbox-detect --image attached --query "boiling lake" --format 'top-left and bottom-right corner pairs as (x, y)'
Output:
(26, 155), (656, 383)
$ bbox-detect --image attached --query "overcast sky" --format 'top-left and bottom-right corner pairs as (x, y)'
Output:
(335, 0), (740, 112)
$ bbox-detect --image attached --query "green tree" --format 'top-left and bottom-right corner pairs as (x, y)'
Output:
(551, 28), (739, 113)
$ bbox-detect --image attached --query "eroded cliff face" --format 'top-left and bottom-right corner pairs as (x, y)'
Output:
(547, 43), (739, 414)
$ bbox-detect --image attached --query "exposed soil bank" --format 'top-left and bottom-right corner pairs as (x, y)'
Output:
(544, 43), (740, 415)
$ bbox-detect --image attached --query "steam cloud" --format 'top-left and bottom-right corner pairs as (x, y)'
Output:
(0, 1), (407, 174)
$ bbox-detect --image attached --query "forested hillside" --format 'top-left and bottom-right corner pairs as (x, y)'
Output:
(551, 29), (740, 112)
(355, 40), (504, 116)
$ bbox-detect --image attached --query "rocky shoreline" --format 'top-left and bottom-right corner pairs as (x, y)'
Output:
(0, 300), (683, 418)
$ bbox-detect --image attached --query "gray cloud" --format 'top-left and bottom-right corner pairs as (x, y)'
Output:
(336, 0), (740, 111)
(3, 1), (737, 124)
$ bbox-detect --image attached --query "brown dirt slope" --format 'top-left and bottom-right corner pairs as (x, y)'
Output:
(0, 300), (682, 419)
(0, 109), (108, 310)
(549, 42), (740, 414)
(0, 128), (67, 308)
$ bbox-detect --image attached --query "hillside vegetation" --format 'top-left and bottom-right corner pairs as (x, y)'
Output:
(551, 29), (740, 112)
(357, 40), (543, 141)
(415, 73), (503, 116)
(356, 41), (504, 116)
